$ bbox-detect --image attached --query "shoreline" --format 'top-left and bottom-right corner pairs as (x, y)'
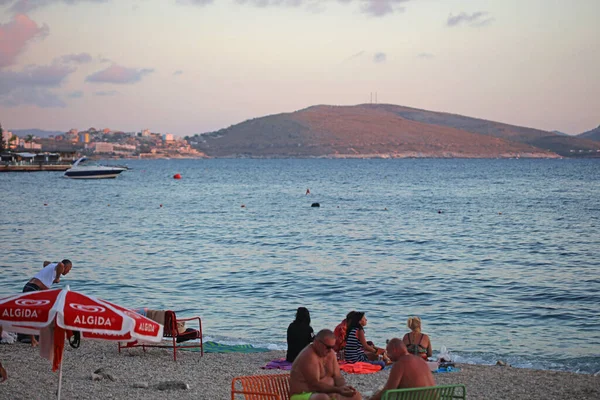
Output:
(1, 341), (598, 400)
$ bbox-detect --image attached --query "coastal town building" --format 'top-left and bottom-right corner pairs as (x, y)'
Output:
(93, 142), (114, 153)
(78, 132), (90, 143)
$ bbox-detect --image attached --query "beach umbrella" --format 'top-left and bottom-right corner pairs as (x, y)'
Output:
(0, 286), (163, 399)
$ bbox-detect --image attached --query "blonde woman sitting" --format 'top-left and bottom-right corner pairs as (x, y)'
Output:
(402, 316), (432, 360)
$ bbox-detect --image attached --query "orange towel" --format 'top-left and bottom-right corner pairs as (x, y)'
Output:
(339, 361), (383, 374)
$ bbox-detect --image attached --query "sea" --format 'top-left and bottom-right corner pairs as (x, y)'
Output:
(1, 158), (599, 374)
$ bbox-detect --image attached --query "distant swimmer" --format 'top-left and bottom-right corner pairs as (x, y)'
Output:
(306, 188), (310, 195)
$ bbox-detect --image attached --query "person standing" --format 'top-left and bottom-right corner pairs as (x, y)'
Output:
(24, 259), (72, 292)
(0, 327), (6, 382)
(18, 259), (73, 345)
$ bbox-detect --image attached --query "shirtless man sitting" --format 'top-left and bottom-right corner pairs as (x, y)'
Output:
(368, 338), (435, 400)
(290, 329), (362, 400)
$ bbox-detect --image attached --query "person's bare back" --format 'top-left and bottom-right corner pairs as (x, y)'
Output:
(391, 354), (436, 388)
(369, 338), (434, 400)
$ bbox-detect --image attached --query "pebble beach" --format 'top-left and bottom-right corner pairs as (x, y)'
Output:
(1, 341), (598, 400)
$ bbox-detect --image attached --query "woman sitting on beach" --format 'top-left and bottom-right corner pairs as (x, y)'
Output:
(286, 307), (315, 362)
(402, 316), (432, 360)
(333, 310), (355, 355)
(344, 312), (387, 368)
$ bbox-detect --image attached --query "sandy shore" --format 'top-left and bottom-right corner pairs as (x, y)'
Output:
(1, 341), (598, 400)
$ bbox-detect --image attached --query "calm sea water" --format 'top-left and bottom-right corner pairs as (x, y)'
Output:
(1, 159), (599, 373)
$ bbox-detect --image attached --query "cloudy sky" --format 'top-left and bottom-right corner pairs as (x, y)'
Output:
(1, 0), (598, 136)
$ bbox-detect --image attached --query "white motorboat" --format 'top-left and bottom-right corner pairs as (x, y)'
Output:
(64, 157), (127, 179)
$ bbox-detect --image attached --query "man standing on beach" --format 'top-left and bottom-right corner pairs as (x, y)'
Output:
(290, 329), (361, 400)
(368, 338), (435, 400)
(23, 260), (72, 292)
(18, 260), (73, 345)
(0, 327), (6, 382)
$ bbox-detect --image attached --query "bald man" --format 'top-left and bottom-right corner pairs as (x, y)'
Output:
(368, 338), (435, 400)
(290, 329), (362, 400)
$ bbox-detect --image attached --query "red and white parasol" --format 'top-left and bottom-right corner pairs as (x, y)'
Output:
(0, 287), (163, 399)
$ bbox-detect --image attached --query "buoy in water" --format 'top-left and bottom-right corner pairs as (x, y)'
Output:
(241, 204), (246, 208)
(311, 202), (320, 207)
(160, 204), (163, 208)
(173, 173), (181, 179)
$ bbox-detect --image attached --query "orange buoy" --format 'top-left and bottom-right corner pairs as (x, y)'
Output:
(173, 173), (181, 179)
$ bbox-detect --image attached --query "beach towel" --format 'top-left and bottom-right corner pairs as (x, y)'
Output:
(339, 361), (383, 374)
(145, 309), (166, 326)
(434, 366), (460, 373)
(178, 341), (269, 353)
(262, 358), (293, 370)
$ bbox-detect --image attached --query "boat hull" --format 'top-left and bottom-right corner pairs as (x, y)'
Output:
(64, 170), (124, 179)
(64, 167), (126, 179)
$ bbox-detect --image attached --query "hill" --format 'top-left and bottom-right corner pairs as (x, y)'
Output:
(363, 104), (600, 157)
(578, 125), (600, 142)
(10, 129), (65, 138)
(191, 104), (599, 158)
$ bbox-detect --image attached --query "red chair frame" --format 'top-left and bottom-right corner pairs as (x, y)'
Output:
(118, 311), (203, 361)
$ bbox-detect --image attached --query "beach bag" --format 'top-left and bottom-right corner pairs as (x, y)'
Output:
(333, 320), (347, 352)
(437, 345), (453, 363)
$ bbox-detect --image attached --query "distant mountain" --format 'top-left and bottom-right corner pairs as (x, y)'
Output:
(11, 129), (65, 138)
(578, 125), (600, 142)
(551, 130), (570, 136)
(191, 104), (600, 158)
(365, 104), (600, 157)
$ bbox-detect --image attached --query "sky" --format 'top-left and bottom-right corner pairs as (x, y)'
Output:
(0, 0), (598, 136)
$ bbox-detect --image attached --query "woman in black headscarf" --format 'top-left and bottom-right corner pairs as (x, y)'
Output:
(286, 307), (315, 362)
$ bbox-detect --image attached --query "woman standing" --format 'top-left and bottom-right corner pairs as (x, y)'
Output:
(286, 307), (315, 362)
(402, 316), (433, 360)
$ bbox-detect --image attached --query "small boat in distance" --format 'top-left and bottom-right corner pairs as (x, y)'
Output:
(64, 157), (127, 179)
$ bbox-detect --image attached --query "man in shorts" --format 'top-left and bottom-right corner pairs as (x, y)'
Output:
(290, 329), (361, 400)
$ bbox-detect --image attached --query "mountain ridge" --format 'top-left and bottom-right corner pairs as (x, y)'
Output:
(191, 104), (599, 158)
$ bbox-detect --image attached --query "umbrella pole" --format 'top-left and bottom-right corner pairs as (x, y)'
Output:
(57, 358), (63, 400)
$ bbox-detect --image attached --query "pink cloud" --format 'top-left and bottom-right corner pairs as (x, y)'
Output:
(0, 63), (74, 107)
(85, 64), (154, 84)
(0, 14), (49, 69)
(4, 0), (108, 13)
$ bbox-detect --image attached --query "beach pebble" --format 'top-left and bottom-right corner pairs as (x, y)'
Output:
(155, 381), (190, 390)
(93, 367), (116, 381)
(133, 382), (149, 388)
(91, 373), (103, 381)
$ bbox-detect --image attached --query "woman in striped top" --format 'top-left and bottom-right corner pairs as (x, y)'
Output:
(344, 312), (386, 368)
